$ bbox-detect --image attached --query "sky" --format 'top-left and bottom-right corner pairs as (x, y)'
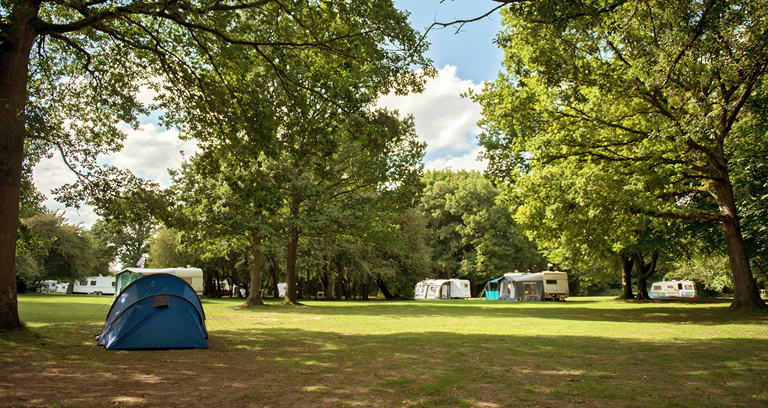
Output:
(32, 1), (506, 228)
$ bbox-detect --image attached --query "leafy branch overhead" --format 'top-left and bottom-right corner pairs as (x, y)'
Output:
(474, 0), (767, 309)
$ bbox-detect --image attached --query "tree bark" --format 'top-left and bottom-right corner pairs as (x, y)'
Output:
(271, 256), (280, 299)
(633, 250), (657, 301)
(0, 0), (39, 332)
(376, 278), (395, 299)
(619, 252), (634, 299)
(246, 232), (264, 306)
(203, 268), (215, 298)
(285, 229), (299, 304)
(325, 262), (335, 300)
(712, 179), (766, 309)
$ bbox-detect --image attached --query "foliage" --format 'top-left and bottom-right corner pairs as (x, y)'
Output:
(474, 0), (768, 308)
(729, 79), (768, 288)
(15, 213), (111, 291)
(1, 0), (432, 329)
(668, 255), (733, 294)
(146, 226), (201, 270)
(419, 170), (545, 286)
(90, 218), (154, 269)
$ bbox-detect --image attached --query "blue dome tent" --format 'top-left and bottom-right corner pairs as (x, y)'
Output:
(97, 274), (209, 350)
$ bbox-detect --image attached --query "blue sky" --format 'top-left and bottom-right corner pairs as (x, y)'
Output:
(33, 2), (507, 227)
(396, 1), (504, 83)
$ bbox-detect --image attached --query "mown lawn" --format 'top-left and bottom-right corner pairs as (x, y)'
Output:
(1, 294), (767, 407)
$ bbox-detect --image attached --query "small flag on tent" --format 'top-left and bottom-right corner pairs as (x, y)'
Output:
(136, 254), (147, 268)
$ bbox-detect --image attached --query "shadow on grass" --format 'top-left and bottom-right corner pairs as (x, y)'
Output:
(2, 326), (767, 408)
(213, 298), (768, 326)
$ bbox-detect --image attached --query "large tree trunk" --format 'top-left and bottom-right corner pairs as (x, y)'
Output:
(246, 232), (264, 306)
(376, 278), (395, 300)
(619, 252), (634, 299)
(0, 1), (39, 332)
(285, 228), (299, 304)
(633, 250), (657, 301)
(325, 262), (335, 300)
(271, 256), (280, 300)
(712, 179), (766, 310)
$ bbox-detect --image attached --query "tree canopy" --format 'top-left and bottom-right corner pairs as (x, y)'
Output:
(474, 0), (768, 309)
(419, 170), (545, 286)
(1, 0), (432, 330)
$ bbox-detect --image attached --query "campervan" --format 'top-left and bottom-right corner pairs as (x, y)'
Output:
(414, 279), (472, 300)
(649, 280), (696, 299)
(72, 276), (116, 295)
(114, 268), (204, 299)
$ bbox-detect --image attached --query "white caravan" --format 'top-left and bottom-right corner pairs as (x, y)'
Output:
(37, 280), (58, 293)
(114, 268), (204, 298)
(498, 271), (569, 301)
(414, 279), (472, 300)
(72, 276), (116, 295)
(649, 280), (696, 299)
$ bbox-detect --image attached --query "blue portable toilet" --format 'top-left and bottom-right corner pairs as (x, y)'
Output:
(97, 274), (209, 350)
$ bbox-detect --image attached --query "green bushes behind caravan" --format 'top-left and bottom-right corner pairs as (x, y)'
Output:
(114, 268), (204, 299)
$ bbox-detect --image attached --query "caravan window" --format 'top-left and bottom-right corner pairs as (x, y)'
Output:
(684, 284), (693, 290)
(112, 281), (116, 287)
(79, 280), (87, 285)
(653, 285), (661, 290)
(90, 281), (97, 286)
(546, 280), (557, 285)
(678, 283), (683, 290)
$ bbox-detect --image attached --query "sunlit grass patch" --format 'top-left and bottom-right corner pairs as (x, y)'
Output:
(3, 294), (767, 407)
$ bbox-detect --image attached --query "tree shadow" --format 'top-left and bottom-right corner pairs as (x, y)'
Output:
(3, 327), (767, 408)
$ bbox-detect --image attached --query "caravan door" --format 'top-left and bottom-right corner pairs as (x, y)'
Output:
(441, 283), (450, 299)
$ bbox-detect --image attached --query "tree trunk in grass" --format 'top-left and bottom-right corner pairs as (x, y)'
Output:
(285, 227), (299, 304)
(633, 251), (658, 301)
(712, 179), (766, 310)
(0, 1), (39, 332)
(619, 252), (635, 300)
(377, 278), (395, 300)
(246, 232), (264, 306)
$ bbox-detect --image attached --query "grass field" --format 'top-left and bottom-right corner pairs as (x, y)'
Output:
(1, 294), (767, 407)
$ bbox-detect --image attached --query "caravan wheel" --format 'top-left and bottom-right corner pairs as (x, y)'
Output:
(95, 291), (102, 295)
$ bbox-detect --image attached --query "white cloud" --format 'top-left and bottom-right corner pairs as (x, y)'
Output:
(378, 65), (484, 155)
(32, 121), (197, 228)
(425, 147), (487, 173)
(32, 66), (492, 228)
(33, 156), (100, 227)
(107, 123), (196, 188)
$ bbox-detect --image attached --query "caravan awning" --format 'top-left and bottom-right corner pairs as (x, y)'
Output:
(488, 277), (504, 283)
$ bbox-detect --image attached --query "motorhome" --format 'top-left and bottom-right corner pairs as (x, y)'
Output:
(649, 280), (696, 299)
(414, 279), (472, 300)
(72, 276), (116, 295)
(114, 268), (204, 298)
